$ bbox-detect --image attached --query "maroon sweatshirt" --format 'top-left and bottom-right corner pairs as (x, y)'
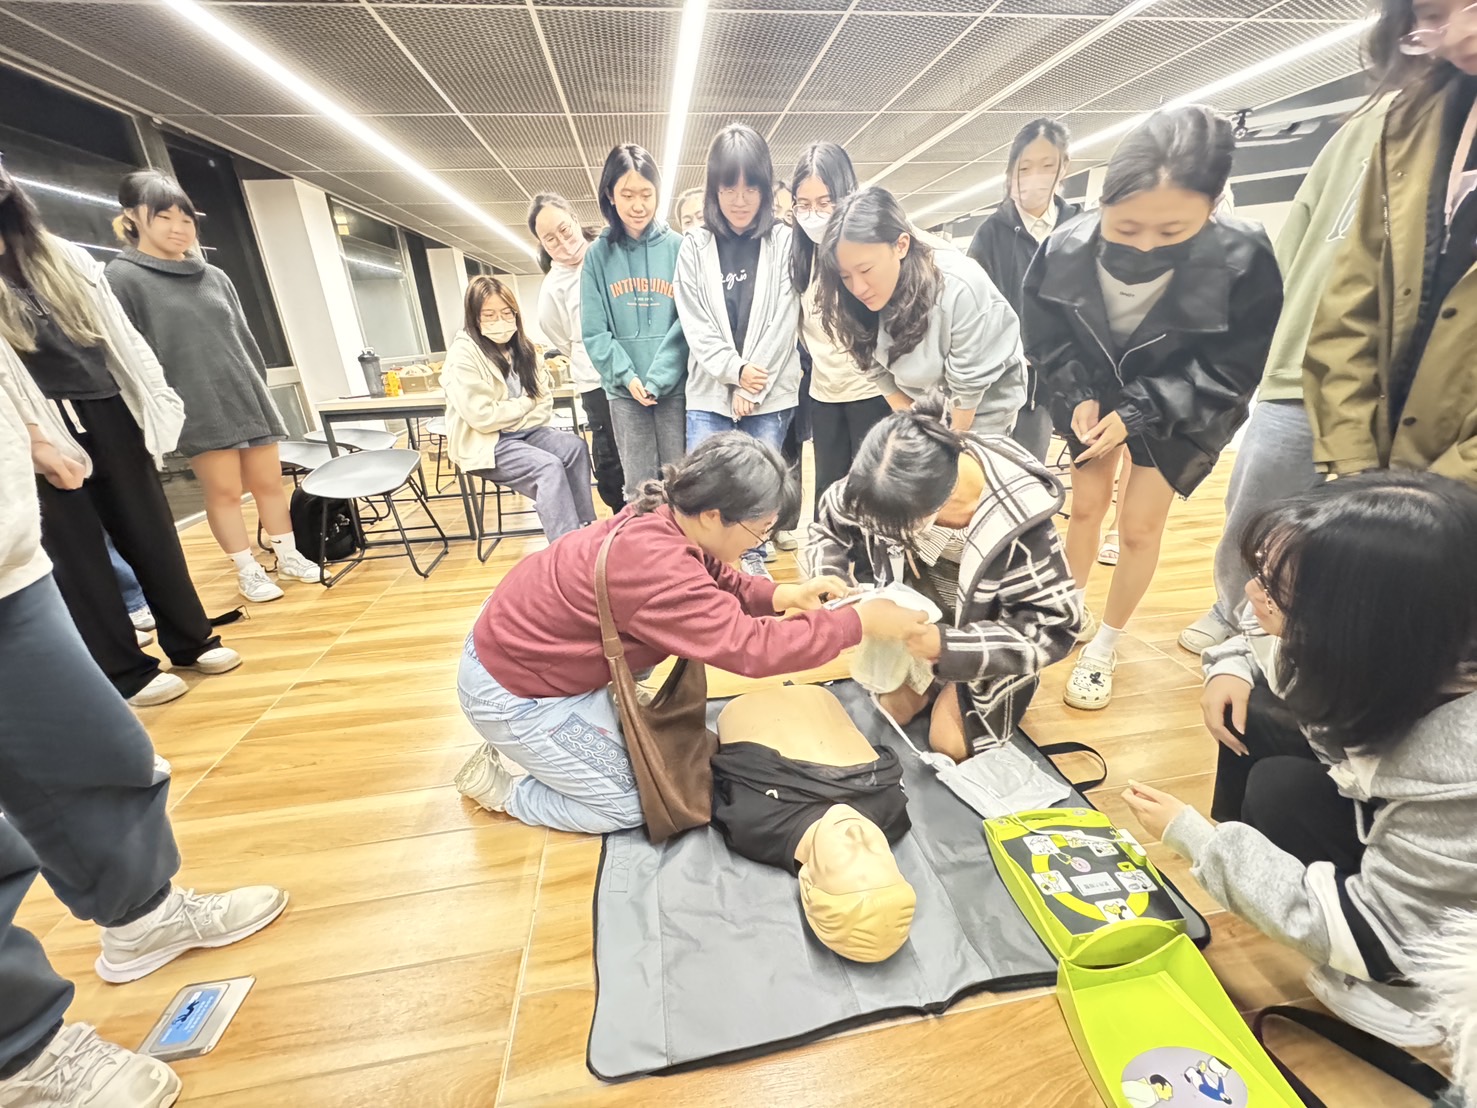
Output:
(474, 506), (864, 699)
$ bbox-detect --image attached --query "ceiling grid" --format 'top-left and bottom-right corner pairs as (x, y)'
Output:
(0, 0), (1368, 270)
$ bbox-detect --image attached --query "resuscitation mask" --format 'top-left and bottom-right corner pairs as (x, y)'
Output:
(1014, 171), (1058, 214)
(848, 584), (943, 695)
(797, 210), (830, 245)
(481, 321), (517, 345)
(1097, 231), (1200, 285)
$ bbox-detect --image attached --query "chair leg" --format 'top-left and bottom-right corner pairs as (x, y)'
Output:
(474, 475), (501, 563)
(321, 497), (367, 587)
(391, 478), (448, 578)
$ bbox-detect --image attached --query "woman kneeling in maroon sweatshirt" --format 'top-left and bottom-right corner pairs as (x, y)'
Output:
(455, 432), (927, 833)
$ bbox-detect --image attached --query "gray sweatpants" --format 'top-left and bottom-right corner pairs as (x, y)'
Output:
(471, 426), (597, 543)
(608, 393), (687, 502)
(1205, 399), (1320, 633)
(0, 574), (179, 1074)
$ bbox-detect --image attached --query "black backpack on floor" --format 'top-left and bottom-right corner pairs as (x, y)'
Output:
(289, 487), (362, 564)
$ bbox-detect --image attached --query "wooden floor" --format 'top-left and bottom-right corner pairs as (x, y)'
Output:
(19, 449), (1435, 1106)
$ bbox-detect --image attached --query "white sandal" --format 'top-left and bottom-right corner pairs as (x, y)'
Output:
(1097, 531), (1120, 566)
(1065, 652), (1116, 711)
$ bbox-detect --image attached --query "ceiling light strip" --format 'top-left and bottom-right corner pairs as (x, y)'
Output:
(158, 0), (536, 258)
(659, 0), (709, 216)
(909, 15), (1374, 222)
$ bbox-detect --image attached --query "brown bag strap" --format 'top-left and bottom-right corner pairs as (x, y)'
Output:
(594, 517), (633, 662)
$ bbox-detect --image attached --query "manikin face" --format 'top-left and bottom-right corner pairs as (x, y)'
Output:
(1011, 136), (1066, 218)
(804, 804), (903, 894)
(835, 233), (910, 313)
(1411, 0), (1477, 74)
(533, 204), (585, 266)
(611, 170), (656, 239)
(130, 204), (197, 259)
(677, 193), (703, 231)
(1100, 185), (1213, 252)
(692, 509), (777, 567)
(717, 173), (761, 235)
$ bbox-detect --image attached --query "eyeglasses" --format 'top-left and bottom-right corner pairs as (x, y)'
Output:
(736, 519), (774, 545)
(794, 198), (834, 216)
(479, 308), (516, 323)
(1400, 2), (1477, 55)
(718, 185), (761, 202)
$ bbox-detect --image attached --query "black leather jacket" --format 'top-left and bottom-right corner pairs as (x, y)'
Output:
(968, 197), (1084, 410)
(1021, 212), (1284, 496)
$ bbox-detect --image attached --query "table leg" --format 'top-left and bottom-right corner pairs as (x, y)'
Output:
(322, 418), (342, 457)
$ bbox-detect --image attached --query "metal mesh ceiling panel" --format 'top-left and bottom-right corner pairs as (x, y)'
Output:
(0, 20), (200, 118)
(847, 111), (970, 164)
(575, 116), (666, 169)
(796, 15), (977, 113)
(216, 116), (386, 173)
(692, 12), (842, 114)
(166, 116), (320, 173)
(993, 0), (1140, 14)
(469, 115), (583, 170)
(681, 114), (780, 165)
(375, 7), (559, 114)
(540, 10), (681, 115)
(769, 112), (877, 170)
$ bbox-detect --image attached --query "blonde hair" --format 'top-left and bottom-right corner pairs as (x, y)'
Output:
(0, 175), (105, 353)
(798, 868), (917, 963)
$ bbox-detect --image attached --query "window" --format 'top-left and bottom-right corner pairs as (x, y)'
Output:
(329, 199), (426, 358)
(404, 231), (444, 352)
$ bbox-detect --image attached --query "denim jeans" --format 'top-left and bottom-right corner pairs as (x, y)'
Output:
(1205, 400), (1320, 633)
(686, 408), (795, 557)
(456, 637), (641, 833)
(106, 537), (146, 615)
(608, 394), (687, 503)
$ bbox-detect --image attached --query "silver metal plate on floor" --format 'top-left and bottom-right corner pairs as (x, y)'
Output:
(138, 976), (255, 1061)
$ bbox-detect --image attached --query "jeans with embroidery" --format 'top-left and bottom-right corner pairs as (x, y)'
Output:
(457, 637), (642, 833)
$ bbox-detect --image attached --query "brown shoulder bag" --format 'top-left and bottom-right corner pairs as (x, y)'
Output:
(594, 518), (717, 843)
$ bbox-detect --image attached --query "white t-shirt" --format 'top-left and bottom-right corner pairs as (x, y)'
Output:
(802, 282), (883, 404)
(1022, 202), (1059, 243)
(1096, 262), (1173, 349)
(536, 257), (601, 392)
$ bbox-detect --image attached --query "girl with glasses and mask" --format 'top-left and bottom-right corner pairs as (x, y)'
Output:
(788, 142), (890, 516)
(1303, 0), (1477, 494)
(967, 118), (1082, 462)
(675, 124), (802, 577)
(529, 192), (624, 514)
(1022, 105), (1283, 712)
(442, 275), (596, 543)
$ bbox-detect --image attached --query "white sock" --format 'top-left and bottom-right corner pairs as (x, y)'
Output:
(1083, 622), (1123, 662)
(228, 549), (258, 573)
(269, 532), (299, 558)
(107, 889), (178, 937)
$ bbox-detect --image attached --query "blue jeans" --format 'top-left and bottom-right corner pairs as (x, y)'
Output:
(685, 408), (793, 453)
(106, 538), (146, 615)
(456, 637), (641, 834)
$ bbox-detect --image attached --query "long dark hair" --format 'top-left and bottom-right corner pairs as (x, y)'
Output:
(1242, 471), (1477, 749)
(1100, 105), (1234, 207)
(1003, 117), (1070, 203)
(789, 141), (859, 295)
(526, 191), (595, 274)
(815, 185), (937, 369)
(597, 144), (661, 246)
(0, 165), (104, 351)
(1365, 0), (1457, 100)
(842, 390), (963, 540)
(633, 431), (797, 525)
(703, 124), (776, 240)
(462, 275), (540, 399)
(115, 170), (199, 246)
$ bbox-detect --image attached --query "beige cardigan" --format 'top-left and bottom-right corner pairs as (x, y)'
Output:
(441, 330), (554, 473)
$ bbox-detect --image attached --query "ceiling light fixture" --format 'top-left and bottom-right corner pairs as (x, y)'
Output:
(659, 0), (710, 218)
(158, 0), (536, 259)
(910, 16), (1375, 223)
(14, 176), (119, 208)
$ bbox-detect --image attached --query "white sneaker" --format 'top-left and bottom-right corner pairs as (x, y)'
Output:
(1075, 605), (1100, 644)
(761, 541), (778, 564)
(135, 629), (154, 648)
(97, 886), (288, 984)
(1305, 965), (1444, 1048)
(127, 673), (187, 708)
(178, 647), (241, 676)
(454, 744), (517, 813)
(772, 530), (801, 552)
(129, 606), (156, 632)
(236, 562), (283, 603)
(1065, 652), (1115, 710)
(740, 550), (773, 579)
(0, 1023), (180, 1108)
(273, 549), (322, 584)
(1178, 612), (1232, 656)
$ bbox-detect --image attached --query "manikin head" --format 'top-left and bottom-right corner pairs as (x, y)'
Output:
(797, 803), (916, 963)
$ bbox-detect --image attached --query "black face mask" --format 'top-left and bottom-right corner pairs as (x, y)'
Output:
(1098, 231), (1200, 285)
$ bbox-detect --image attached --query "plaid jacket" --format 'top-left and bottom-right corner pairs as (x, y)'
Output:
(806, 434), (1082, 747)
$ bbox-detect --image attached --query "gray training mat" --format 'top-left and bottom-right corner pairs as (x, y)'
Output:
(587, 679), (1209, 1080)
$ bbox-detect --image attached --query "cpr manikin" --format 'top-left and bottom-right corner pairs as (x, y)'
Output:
(711, 685), (916, 963)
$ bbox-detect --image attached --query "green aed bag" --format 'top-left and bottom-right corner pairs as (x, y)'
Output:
(984, 807), (1185, 967)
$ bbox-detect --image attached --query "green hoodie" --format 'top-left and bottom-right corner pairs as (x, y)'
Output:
(579, 220), (688, 399)
(1258, 99), (1391, 401)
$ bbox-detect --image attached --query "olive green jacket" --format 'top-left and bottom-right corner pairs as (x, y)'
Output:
(1303, 82), (1477, 485)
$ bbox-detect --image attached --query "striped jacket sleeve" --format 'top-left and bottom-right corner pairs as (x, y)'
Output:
(934, 522), (1080, 684)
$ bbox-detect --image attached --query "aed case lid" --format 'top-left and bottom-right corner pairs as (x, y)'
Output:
(138, 976), (255, 1062)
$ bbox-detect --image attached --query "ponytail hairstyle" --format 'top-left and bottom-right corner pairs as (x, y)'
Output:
(841, 389), (964, 541)
(462, 275), (541, 399)
(1100, 105), (1235, 208)
(0, 164), (105, 352)
(1003, 117), (1071, 203)
(815, 185), (938, 370)
(526, 191), (596, 275)
(633, 431), (797, 526)
(114, 169), (199, 247)
(789, 141), (859, 295)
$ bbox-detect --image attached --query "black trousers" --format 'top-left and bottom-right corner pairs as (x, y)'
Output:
(580, 387), (625, 513)
(36, 395), (220, 698)
(810, 395), (892, 513)
(1212, 682), (1365, 871)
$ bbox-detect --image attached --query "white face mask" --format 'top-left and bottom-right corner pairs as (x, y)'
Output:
(797, 210), (830, 244)
(1014, 171), (1059, 215)
(481, 321), (517, 345)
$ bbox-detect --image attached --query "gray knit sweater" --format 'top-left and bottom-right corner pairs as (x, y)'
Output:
(105, 249), (286, 456)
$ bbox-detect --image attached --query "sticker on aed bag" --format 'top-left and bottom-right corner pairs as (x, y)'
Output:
(1120, 1048), (1249, 1106)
